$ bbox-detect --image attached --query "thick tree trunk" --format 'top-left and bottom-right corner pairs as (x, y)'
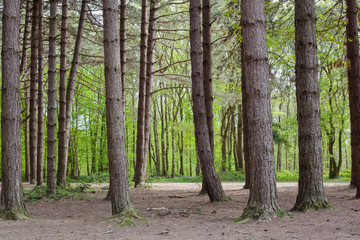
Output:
(240, 0), (279, 220)
(36, 0), (44, 186)
(57, 0), (68, 186)
(1, 0), (29, 219)
(293, 0), (330, 210)
(58, 0), (87, 186)
(29, 0), (39, 184)
(189, 0), (226, 202)
(47, 0), (57, 194)
(346, 0), (360, 197)
(103, 0), (139, 216)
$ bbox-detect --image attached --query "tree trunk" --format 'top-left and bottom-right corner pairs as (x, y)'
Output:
(103, 0), (139, 216)
(277, 103), (282, 172)
(160, 92), (167, 176)
(46, 0), (57, 194)
(120, 0), (127, 111)
(189, 0), (226, 202)
(134, 0), (148, 186)
(1, 0), (29, 219)
(29, 0), (40, 184)
(240, 0), (279, 220)
(20, 0), (31, 75)
(36, 0), (44, 186)
(21, 1), (31, 182)
(241, 42), (250, 190)
(221, 108), (229, 172)
(57, 0), (68, 186)
(346, 0), (360, 197)
(237, 105), (244, 170)
(293, 0), (330, 210)
(90, 119), (98, 174)
(57, 0), (87, 186)
(153, 103), (161, 175)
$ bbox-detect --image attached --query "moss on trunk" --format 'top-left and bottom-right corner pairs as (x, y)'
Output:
(1, 208), (30, 221)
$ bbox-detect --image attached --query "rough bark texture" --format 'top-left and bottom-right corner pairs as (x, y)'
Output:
(1, 0), (29, 219)
(36, 0), (44, 186)
(57, 0), (68, 186)
(240, 0), (279, 220)
(20, 0), (31, 75)
(21, 2), (31, 181)
(202, 0), (214, 155)
(120, 0), (126, 111)
(134, 0), (148, 186)
(135, 0), (158, 187)
(58, 0), (87, 186)
(103, 0), (139, 216)
(200, 0), (214, 194)
(189, 0), (226, 202)
(293, 0), (330, 210)
(346, 0), (360, 198)
(47, 0), (57, 194)
(29, 0), (39, 184)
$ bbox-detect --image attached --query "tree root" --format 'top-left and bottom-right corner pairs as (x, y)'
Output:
(1, 208), (31, 221)
(292, 200), (334, 212)
(105, 207), (145, 226)
(235, 206), (279, 223)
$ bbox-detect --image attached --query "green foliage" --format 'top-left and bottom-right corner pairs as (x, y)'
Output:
(67, 172), (110, 183)
(323, 169), (351, 182)
(276, 170), (299, 182)
(23, 184), (92, 202)
(279, 210), (286, 218)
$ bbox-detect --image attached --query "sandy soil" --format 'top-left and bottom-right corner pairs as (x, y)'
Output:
(1, 181), (359, 240)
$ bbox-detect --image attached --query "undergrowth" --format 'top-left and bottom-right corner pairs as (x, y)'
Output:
(23, 183), (92, 202)
(63, 169), (351, 184)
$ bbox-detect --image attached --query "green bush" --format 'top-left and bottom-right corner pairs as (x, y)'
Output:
(276, 170), (299, 181)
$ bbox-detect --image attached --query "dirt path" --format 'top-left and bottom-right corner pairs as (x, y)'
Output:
(1, 182), (359, 240)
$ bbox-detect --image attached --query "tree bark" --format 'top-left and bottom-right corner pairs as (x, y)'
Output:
(134, 0), (159, 186)
(103, 0), (139, 216)
(57, 0), (68, 186)
(240, 0), (279, 220)
(241, 36), (250, 190)
(134, 0), (148, 186)
(47, 0), (57, 194)
(29, 0), (39, 184)
(21, 0), (31, 182)
(293, 0), (330, 210)
(237, 105), (244, 170)
(120, 0), (126, 111)
(58, 0), (87, 186)
(189, 0), (226, 202)
(1, 0), (29, 219)
(346, 0), (360, 197)
(36, 0), (44, 186)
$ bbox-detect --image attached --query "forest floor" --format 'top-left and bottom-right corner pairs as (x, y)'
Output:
(1, 181), (359, 240)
